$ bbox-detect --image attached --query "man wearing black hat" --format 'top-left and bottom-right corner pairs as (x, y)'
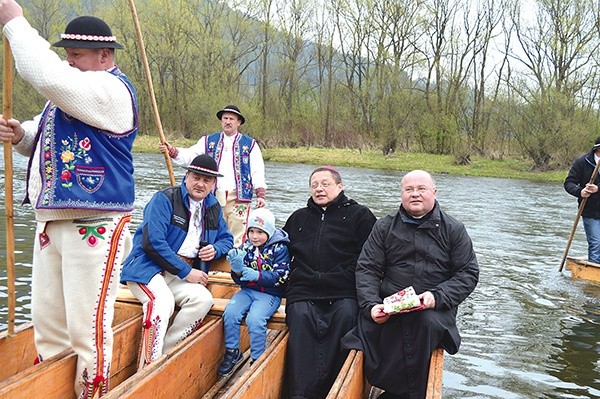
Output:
(160, 105), (267, 247)
(121, 154), (233, 370)
(565, 137), (600, 263)
(0, 2), (137, 397)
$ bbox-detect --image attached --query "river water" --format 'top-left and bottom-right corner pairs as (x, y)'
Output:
(1, 152), (599, 399)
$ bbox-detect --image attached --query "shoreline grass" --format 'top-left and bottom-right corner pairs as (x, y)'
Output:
(133, 135), (568, 183)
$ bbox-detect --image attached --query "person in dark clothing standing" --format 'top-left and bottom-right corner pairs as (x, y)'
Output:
(342, 170), (479, 399)
(283, 165), (377, 399)
(564, 137), (600, 263)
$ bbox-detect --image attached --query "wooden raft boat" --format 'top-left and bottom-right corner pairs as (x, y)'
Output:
(325, 348), (444, 399)
(0, 258), (444, 398)
(104, 259), (288, 399)
(203, 262), (444, 399)
(0, 304), (144, 398)
(0, 258), (286, 399)
(566, 257), (600, 283)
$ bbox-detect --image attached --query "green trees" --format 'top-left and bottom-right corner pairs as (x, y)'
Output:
(509, 0), (600, 169)
(3, 0), (600, 170)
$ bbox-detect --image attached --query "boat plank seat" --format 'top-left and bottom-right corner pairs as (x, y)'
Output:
(209, 297), (287, 330)
(207, 271), (240, 299)
(118, 271), (288, 330)
(325, 349), (368, 399)
(0, 314), (142, 398)
(425, 347), (444, 399)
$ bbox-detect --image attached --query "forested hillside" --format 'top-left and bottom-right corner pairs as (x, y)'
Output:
(3, 0), (600, 170)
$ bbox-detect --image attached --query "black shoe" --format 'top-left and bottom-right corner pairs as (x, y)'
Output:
(218, 348), (243, 376)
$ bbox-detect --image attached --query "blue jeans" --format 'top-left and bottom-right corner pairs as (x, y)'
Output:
(223, 288), (282, 360)
(583, 217), (600, 263)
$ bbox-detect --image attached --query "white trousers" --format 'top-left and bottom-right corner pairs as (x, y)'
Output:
(128, 271), (213, 369)
(32, 214), (132, 398)
(216, 189), (251, 247)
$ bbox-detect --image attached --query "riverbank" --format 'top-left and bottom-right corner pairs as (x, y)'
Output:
(133, 135), (568, 183)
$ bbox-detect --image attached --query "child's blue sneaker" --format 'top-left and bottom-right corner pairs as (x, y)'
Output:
(218, 348), (243, 376)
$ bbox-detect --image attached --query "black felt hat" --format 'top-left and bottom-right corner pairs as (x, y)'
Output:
(594, 136), (600, 150)
(52, 16), (124, 49)
(183, 155), (223, 177)
(216, 105), (245, 125)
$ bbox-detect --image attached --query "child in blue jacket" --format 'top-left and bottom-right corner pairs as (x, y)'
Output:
(217, 208), (290, 376)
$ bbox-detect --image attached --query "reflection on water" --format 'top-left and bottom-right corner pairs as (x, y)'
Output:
(1, 152), (600, 398)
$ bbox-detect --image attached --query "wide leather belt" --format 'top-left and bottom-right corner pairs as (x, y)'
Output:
(177, 255), (195, 266)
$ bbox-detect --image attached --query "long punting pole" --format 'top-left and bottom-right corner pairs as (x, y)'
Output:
(128, 0), (176, 186)
(3, 37), (15, 336)
(559, 159), (600, 272)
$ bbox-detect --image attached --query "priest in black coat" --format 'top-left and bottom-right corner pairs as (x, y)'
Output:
(342, 170), (479, 399)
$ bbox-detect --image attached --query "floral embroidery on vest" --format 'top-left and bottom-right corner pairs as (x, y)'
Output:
(59, 133), (92, 189)
(205, 133), (254, 201)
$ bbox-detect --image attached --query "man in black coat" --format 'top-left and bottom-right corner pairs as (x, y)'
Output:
(342, 170), (479, 399)
(283, 165), (377, 399)
(564, 137), (600, 263)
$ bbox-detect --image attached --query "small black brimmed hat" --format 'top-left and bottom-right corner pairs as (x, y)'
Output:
(216, 105), (245, 125)
(52, 16), (124, 49)
(594, 136), (600, 150)
(184, 155), (223, 177)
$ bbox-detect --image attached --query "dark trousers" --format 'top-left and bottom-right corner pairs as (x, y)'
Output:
(285, 298), (359, 399)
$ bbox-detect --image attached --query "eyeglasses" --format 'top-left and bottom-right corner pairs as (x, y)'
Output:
(402, 186), (431, 194)
(310, 181), (337, 190)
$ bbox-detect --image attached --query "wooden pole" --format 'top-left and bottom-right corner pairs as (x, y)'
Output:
(559, 159), (600, 272)
(3, 37), (15, 336)
(127, 0), (176, 186)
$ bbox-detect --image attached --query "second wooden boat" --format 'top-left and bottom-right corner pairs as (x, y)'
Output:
(566, 256), (600, 283)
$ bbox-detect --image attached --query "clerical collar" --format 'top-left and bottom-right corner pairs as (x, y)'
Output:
(401, 206), (433, 225)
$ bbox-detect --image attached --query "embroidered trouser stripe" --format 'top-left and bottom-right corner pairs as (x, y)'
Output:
(134, 283), (157, 370)
(90, 214), (131, 398)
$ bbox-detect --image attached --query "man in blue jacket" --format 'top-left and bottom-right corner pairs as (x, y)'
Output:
(121, 155), (233, 369)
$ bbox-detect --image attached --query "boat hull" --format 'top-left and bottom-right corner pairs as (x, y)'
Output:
(566, 257), (600, 283)
(1, 257), (444, 398)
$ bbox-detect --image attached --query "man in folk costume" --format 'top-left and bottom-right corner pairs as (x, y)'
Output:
(160, 105), (267, 247)
(121, 155), (233, 369)
(0, 1), (137, 397)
